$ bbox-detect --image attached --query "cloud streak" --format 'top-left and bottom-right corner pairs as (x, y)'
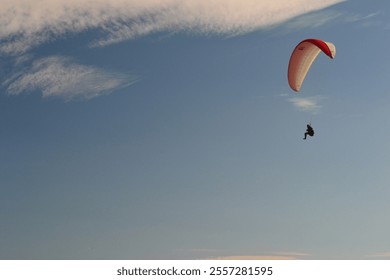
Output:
(284, 10), (344, 31)
(288, 96), (323, 114)
(4, 56), (135, 101)
(0, 0), (344, 54)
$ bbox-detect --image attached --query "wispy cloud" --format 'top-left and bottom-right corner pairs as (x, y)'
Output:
(285, 10), (344, 31)
(4, 56), (136, 101)
(288, 96), (323, 114)
(283, 8), (383, 32)
(0, 0), (344, 54)
(0, 0), (344, 101)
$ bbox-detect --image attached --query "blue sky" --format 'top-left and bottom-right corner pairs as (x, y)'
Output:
(1, 0), (390, 260)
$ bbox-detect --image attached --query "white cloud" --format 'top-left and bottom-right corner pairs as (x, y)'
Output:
(0, 0), (345, 101)
(0, 0), (344, 53)
(4, 56), (136, 101)
(283, 7), (382, 32)
(288, 96), (323, 114)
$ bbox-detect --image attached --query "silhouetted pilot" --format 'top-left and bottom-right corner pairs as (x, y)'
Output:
(303, 124), (314, 140)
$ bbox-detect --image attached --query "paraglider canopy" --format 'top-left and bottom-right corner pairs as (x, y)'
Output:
(288, 38), (336, 92)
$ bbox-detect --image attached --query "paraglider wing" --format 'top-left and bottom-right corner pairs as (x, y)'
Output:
(288, 39), (336, 92)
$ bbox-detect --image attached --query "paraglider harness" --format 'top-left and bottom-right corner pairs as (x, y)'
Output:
(303, 123), (314, 140)
(306, 124), (314, 136)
